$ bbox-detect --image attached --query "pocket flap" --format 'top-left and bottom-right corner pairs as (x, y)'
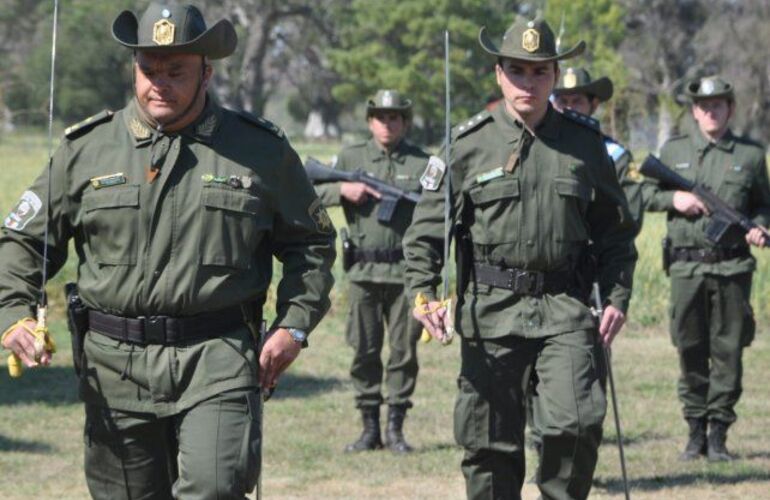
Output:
(469, 178), (520, 205)
(83, 185), (140, 212)
(202, 188), (261, 215)
(554, 177), (591, 201)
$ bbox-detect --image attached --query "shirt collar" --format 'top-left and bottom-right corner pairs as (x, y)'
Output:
(492, 103), (559, 142)
(123, 96), (222, 147)
(367, 137), (407, 162)
(694, 128), (735, 153)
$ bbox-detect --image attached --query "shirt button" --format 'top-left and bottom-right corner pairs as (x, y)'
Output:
(154, 271), (160, 277)
(526, 239), (534, 246)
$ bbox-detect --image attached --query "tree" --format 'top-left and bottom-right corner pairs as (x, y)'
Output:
(328, 0), (520, 143)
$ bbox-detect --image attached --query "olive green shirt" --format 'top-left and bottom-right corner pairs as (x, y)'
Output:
(605, 136), (644, 234)
(315, 138), (429, 284)
(404, 104), (637, 340)
(644, 129), (770, 277)
(0, 97), (336, 414)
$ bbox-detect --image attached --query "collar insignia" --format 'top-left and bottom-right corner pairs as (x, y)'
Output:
(129, 118), (151, 140)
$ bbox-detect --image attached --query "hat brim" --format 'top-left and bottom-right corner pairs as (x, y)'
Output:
(553, 76), (614, 102)
(684, 81), (734, 101)
(478, 26), (585, 62)
(367, 100), (413, 113)
(112, 10), (237, 60)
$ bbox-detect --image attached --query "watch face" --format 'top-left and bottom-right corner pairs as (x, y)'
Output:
(289, 329), (307, 342)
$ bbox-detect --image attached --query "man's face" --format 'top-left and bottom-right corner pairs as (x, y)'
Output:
(368, 111), (407, 149)
(553, 93), (598, 116)
(692, 97), (733, 138)
(496, 59), (558, 120)
(134, 51), (211, 126)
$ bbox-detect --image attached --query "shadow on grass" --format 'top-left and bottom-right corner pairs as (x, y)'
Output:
(269, 373), (345, 399)
(0, 434), (54, 453)
(0, 366), (79, 406)
(596, 470), (770, 493)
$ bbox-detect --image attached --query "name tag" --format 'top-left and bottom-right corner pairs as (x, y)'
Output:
(476, 167), (504, 184)
(674, 162), (690, 170)
(90, 173), (126, 189)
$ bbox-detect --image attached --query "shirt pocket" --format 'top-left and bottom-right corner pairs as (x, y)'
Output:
(720, 170), (752, 212)
(82, 185), (140, 265)
(199, 186), (272, 269)
(553, 176), (591, 242)
(467, 177), (521, 244)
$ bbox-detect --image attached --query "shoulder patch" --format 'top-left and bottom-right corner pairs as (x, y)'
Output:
(64, 110), (114, 139)
(454, 110), (492, 139)
(238, 111), (285, 139)
(604, 137), (629, 163)
(561, 109), (600, 132)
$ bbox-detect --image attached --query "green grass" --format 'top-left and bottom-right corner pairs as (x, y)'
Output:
(1, 132), (769, 499)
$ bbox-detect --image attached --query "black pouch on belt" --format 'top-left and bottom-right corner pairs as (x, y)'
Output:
(65, 282), (89, 376)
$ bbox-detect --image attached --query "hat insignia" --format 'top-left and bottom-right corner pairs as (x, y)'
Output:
(522, 28), (540, 53)
(701, 79), (715, 95)
(153, 19), (175, 46)
(382, 91), (394, 107)
(564, 69), (577, 88)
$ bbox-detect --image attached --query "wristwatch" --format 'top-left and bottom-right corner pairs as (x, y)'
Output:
(286, 328), (308, 344)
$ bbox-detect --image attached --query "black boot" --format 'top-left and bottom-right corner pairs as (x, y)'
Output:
(344, 407), (383, 452)
(708, 420), (736, 462)
(385, 405), (413, 453)
(679, 417), (707, 461)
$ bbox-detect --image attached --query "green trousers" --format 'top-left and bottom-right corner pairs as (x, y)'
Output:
(455, 330), (606, 500)
(345, 281), (422, 408)
(84, 388), (261, 500)
(670, 273), (755, 424)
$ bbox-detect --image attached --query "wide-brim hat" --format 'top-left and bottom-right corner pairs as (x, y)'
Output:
(112, 3), (237, 60)
(479, 16), (584, 62)
(552, 67), (613, 102)
(366, 89), (413, 119)
(685, 76), (734, 102)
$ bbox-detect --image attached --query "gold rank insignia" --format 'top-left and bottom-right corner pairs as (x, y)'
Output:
(564, 68), (577, 88)
(153, 19), (175, 46)
(522, 28), (540, 52)
(129, 118), (151, 140)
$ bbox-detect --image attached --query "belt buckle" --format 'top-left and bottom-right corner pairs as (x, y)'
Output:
(513, 270), (544, 295)
(142, 316), (166, 344)
(699, 248), (716, 264)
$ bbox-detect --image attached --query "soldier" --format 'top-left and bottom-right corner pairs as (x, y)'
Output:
(315, 90), (429, 453)
(0, 3), (335, 499)
(643, 75), (770, 461)
(405, 16), (637, 500)
(552, 67), (644, 232)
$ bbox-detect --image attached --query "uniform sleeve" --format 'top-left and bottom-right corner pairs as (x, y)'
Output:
(313, 150), (350, 207)
(749, 153), (770, 228)
(0, 143), (72, 332)
(403, 146), (462, 301)
(587, 143), (638, 314)
(615, 152), (644, 234)
(270, 141), (336, 335)
(642, 142), (676, 212)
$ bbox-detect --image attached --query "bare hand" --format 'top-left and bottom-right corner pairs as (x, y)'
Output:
(745, 226), (768, 247)
(258, 328), (301, 392)
(599, 305), (625, 347)
(412, 300), (447, 342)
(1, 320), (52, 368)
(340, 182), (382, 205)
(673, 191), (708, 217)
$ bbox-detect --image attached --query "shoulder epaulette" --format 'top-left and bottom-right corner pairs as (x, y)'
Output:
(454, 110), (492, 139)
(64, 110), (114, 139)
(561, 109), (600, 132)
(603, 135), (629, 163)
(238, 110), (285, 139)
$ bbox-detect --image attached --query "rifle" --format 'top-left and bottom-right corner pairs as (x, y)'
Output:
(640, 154), (770, 246)
(305, 157), (420, 223)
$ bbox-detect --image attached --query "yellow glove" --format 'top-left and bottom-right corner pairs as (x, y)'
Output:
(2, 315), (56, 378)
(413, 293), (454, 345)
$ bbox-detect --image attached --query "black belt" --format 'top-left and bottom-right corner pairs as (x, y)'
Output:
(669, 246), (751, 264)
(88, 306), (245, 345)
(352, 248), (404, 264)
(474, 263), (575, 296)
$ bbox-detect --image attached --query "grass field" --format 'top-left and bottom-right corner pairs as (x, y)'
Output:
(0, 132), (768, 499)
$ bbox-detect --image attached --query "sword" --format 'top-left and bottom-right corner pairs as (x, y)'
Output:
(7, 0), (60, 377)
(591, 283), (631, 500)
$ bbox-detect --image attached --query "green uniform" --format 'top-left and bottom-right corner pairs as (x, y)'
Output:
(404, 102), (637, 499)
(643, 129), (770, 425)
(0, 97), (336, 498)
(316, 138), (428, 408)
(605, 136), (644, 233)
